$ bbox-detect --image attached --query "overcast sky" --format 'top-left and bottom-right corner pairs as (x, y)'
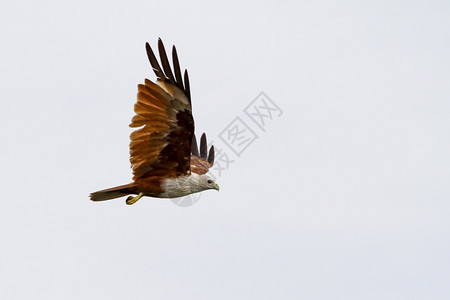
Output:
(1, 0), (449, 299)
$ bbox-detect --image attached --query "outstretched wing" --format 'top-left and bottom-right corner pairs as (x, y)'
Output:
(190, 133), (215, 175)
(129, 39), (194, 179)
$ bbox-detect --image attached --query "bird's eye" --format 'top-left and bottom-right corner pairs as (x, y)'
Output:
(207, 180), (213, 184)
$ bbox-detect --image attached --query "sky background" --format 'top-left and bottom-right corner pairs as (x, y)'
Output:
(1, 0), (449, 299)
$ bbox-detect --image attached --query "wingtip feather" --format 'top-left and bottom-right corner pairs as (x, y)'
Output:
(208, 145), (215, 166)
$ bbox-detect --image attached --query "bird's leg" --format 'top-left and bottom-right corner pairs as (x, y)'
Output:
(126, 192), (144, 205)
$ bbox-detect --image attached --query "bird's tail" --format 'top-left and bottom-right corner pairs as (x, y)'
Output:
(90, 183), (138, 201)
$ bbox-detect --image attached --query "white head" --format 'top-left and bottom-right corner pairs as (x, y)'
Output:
(198, 174), (220, 192)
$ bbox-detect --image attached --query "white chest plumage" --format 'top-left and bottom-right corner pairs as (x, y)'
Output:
(159, 173), (205, 198)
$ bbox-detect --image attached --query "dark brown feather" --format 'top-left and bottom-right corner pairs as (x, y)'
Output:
(184, 70), (191, 101)
(208, 145), (215, 166)
(147, 40), (191, 102)
(200, 133), (207, 159)
(146, 42), (165, 80)
(191, 133), (199, 157)
(189, 133), (215, 175)
(158, 38), (176, 84)
(172, 45), (184, 91)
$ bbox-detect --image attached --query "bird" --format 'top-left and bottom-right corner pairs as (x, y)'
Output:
(90, 38), (220, 205)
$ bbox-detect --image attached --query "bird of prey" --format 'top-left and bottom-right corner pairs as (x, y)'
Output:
(90, 39), (219, 205)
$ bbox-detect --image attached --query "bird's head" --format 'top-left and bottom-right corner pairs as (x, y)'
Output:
(201, 175), (220, 192)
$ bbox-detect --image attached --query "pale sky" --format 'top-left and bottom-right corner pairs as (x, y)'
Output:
(1, 0), (449, 299)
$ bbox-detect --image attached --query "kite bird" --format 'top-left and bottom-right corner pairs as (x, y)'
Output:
(90, 39), (219, 205)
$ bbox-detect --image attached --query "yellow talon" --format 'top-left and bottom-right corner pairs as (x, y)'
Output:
(126, 192), (144, 205)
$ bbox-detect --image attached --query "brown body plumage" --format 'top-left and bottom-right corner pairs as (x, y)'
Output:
(90, 39), (219, 204)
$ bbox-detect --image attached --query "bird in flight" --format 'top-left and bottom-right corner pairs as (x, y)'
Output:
(90, 38), (219, 205)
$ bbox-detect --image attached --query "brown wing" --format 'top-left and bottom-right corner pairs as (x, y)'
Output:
(190, 133), (215, 175)
(129, 39), (194, 180)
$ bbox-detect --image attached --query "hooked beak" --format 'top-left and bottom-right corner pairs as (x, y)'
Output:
(213, 182), (220, 191)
